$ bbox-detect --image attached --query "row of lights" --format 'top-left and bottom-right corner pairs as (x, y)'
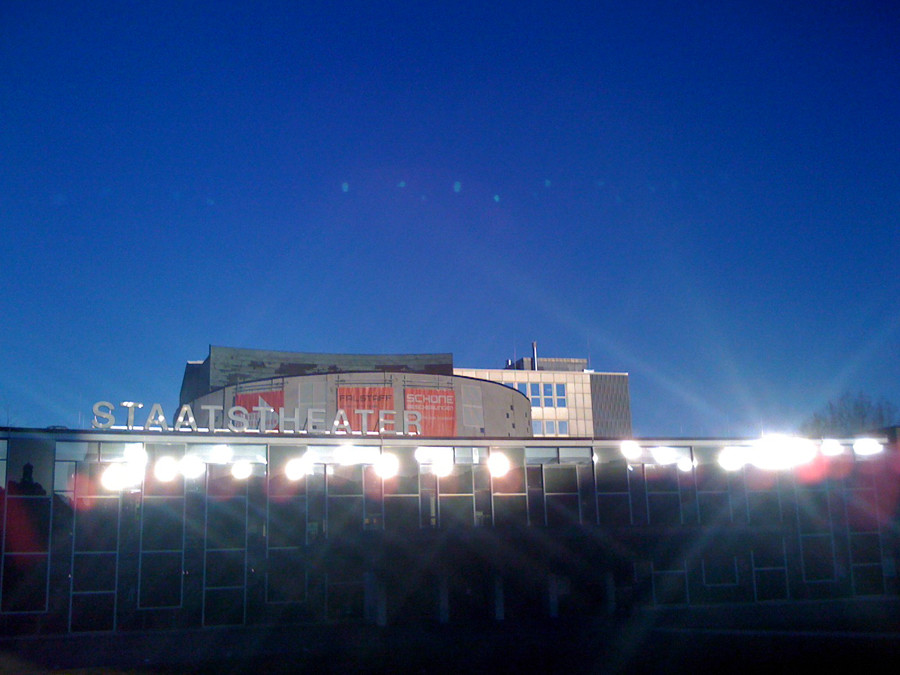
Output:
(98, 436), (887, 491)
(100, 445), (514, 491)
(619, 435), (884, 473)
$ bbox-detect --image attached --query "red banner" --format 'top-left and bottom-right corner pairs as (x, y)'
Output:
(234, 389), (284, 430)
(405, 388), (456, 437)
(336, 387), (395, 434)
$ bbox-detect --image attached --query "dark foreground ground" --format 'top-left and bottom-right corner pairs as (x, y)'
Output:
(2, 599), (899, 674)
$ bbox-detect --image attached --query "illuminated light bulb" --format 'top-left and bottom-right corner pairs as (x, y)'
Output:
(649, 446), (679, 465)
(180, 455), (206, 479)
(620, 441), (642, 461)
(285, 456), (314, 481)
(154, 456), (179, 482)
(335, 444), (362, 465)
(676, 456), (695, 473)
(487, 452), (511, 478)
(123, 443), (147, 465)
(820, 439), (844, 457)
(231, 460), (252, 480)
(853, 438), (883, 456)
(210, 444), (233, 464)
(432, 457), (454, 478)
(374, 452), (400, 479)
(718, 446), (747, 472)
(100, 463), (127, 491)
(750, 435), (816, 470)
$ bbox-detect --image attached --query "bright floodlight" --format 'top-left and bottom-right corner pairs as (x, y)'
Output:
(432, 455), (454, 478)
(374, 452), (400, 479)
(100, 463), (127, 491)
(820, 439), (844, 457)
(620, 441), (642, 461)
(650, 446), (679, 465)
(487, 452), (511, 478)
(853, 438), (883, 456)
(285, 456), (314, 481)
(676, 456), (695, 473)
(750, 435), (816, 471)
(154, 456), (180, 482)
(335, 444), (368, 465)
(231, 460), (253, 480)
(123, 443), (147, 465)
(180, 455), (206, 479)
(210, 444), (233, 464)
(718, 446), (747, 472)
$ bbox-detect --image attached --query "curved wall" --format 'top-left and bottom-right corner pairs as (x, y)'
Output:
(188, 371), (532, 438)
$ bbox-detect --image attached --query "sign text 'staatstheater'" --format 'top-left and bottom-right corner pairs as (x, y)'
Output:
(91, 401), (423, 435)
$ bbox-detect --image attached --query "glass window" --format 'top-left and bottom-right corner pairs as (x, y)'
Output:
(516, 383), (527, 395)
(532, 420), (543, 435)
(544, 420), (556, 435)
(140, 552), (183, 607)
(543, 398), (554, 408)
(530, 383), (540, 397)
(557, 398), (567, 408)
(526, 447), (557, 464)
(558, 421), (569, 435)
(556, 384), (566, 397)
(543, 384), (553, 397)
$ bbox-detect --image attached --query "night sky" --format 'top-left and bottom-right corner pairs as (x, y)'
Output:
(2, 1), (899, 436)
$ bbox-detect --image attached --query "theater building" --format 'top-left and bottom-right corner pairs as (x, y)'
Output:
(0, 349), (896, 636)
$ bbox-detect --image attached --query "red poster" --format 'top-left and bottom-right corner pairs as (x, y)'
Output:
(336, 387), (395, 434)
(234, 389), (285, 430)
(405, 388), (456, 437)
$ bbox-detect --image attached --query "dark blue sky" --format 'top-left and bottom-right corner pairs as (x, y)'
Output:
(2, 1), (899, 435)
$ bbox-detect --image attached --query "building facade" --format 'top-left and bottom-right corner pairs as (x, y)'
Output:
(0, 347), (894, 637)
(0, 427), (895, 635)
(455, 355), (632, 438)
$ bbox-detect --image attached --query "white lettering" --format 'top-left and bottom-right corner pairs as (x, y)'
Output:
(404, 410), (422, 435)
(332, 409), (352, 434)
(90, 402), (422, 436)
(228, 406), (249, 432)
(253, 405), (274, 432)
(174, 405), (198, 432)
(357, 409), (374, 434)
(143, 403), (169, 431)
(279, 407), (303, 433)
(306, 408), (326, 433)
(92, 401), (115, 429)
(122, 401), (144, 430)
(201, 404), (223, 431)
(378, 409), (397, 434)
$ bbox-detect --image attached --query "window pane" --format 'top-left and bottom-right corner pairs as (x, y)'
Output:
(556, 384), (566, 397)
(1, 554), (48, 611)
(543, 398), (554, 408)
(557, 398), (567, 408)
(530, 384), (540, 396)
(558, 421), (569, 435)
(544, 421), (556, 435)
(516, 383), (527, 395)
(140, 552), (183, 607)
(532, 420), (543, 435)
(543, 384), (553, 396)
(73, 553), (117, 591)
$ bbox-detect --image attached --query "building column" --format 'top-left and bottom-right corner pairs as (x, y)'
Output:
(605, 570), (617, 615)
(548, 573), (559, 619)
(437, 573), (450, 624)
(493, 574), (505, 622)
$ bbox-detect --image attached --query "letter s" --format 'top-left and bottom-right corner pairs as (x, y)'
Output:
(92, 401), (115, 429)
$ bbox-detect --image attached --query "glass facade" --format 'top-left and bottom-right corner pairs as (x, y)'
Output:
(0, 431), (895, 634)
